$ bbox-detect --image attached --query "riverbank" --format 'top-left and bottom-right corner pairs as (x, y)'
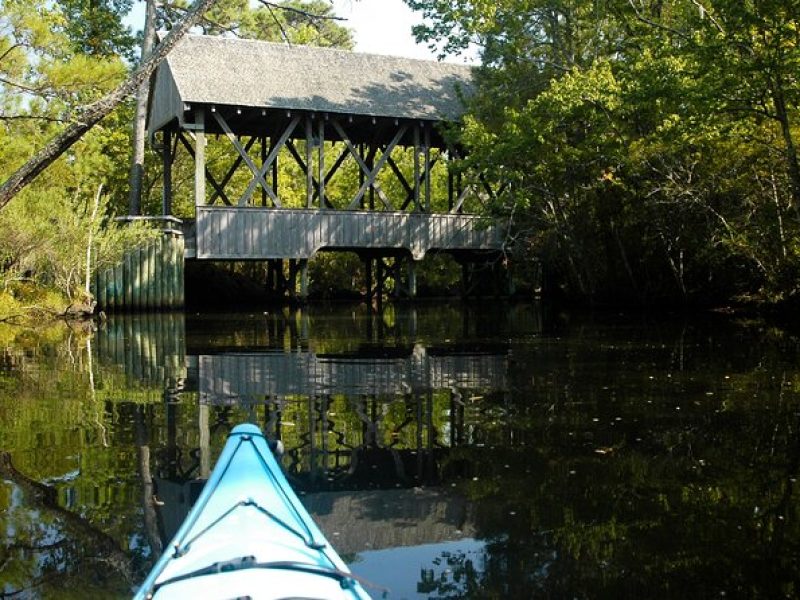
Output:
(0, 285), (95, 331)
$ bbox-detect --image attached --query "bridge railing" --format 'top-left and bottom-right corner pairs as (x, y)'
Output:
(195, 206), (503, 260)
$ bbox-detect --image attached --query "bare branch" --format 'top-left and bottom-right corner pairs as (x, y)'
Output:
(0, 76), (55, 97)
(627, 0), (689, 39)
(689, 0), (725, 34)
(0, 42), (27, 64)
(0, 114), (70, 124)
(257, 1), (346, 22)
(160, 3), (241, 37)
(263, 2), (292, 45)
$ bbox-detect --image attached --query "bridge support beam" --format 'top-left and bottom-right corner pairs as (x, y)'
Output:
(298, 259), (309, 301)
(361, 254), (420, 303)
(193, 108), (205, 208)
(162, 129), (173, 216)
(407, 260), (418, 299)
(264, 258), (309, 301)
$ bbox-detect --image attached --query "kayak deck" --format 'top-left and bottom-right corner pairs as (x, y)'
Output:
(135, 423), (371, 599)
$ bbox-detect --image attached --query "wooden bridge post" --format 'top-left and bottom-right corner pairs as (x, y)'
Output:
(368, 144), (375, 211)
(413, 125), (421, 211)
(318, 117), (325, 209)
(261, 135), (267, 207)
(305, 115), (314, 209)
(194, 108), (206, 208)
(299, 259), (309, 300)
(424, 126), (432, 212)
(162, 129), (173, 216)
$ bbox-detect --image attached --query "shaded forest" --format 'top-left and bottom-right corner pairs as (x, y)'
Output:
(407, 0), (800, 307)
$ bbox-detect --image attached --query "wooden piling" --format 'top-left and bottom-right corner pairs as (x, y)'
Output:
(102, 267), (113, 312)
(164, 235), (174, 309)
(124, 251), (133, 307)
(132, 246), (142, 309)
(95, 270), (106, 312)
(175, 235), (185, 308)
(114, 262), (123, 310)
(92, 224), (185, 312)
(153, 237), (163, 310)
(144, 242), (155, 310)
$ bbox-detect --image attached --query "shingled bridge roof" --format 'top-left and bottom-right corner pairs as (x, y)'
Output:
(148, 34), (475, 135)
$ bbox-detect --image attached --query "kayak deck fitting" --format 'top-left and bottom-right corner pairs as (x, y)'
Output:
(134, 423), (372, 599)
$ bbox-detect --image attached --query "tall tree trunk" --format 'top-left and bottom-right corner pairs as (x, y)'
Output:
(128, 0), (157, 216)
(772, 81), (800, 212)
(0, 0), (220, 211)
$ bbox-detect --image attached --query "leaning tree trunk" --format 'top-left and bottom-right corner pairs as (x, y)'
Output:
(128, 0), (158, 216)
(0, 0), (220, 211)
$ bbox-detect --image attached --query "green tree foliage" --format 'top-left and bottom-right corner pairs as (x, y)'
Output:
(0, 0), (151, 306)
(56, 0), (136, 58)
(405, 0), (800, 306)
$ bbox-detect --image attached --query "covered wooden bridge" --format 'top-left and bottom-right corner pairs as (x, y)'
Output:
(138, 35), (506, 303)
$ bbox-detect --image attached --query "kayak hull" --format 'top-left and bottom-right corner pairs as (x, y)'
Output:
(134, 423), (370, 599)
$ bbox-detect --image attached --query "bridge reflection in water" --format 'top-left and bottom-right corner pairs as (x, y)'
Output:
(94, 305), (542, 554)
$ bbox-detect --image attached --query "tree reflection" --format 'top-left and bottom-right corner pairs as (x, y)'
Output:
(1, 308), (800, 597)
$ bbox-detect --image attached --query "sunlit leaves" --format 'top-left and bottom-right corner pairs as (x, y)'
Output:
(0, 0), (144, 300)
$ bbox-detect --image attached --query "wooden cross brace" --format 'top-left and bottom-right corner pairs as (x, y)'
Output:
(212, 111), (300, 207)
(284, 140), (350, 208)
(332, 120), (407, 211)
(451, 174), (506, 213)
(387, 153), (439, 212)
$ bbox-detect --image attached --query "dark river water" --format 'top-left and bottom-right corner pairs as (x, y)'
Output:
(1, 303), (799, 598)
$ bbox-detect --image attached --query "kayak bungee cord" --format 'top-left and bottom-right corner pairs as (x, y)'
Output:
(240, 431), (325, 550)
(150, 559), (390, 598)
(173, 497), (326, 558)
(150, 558), (359, 594)
(170, 432), (323, 558)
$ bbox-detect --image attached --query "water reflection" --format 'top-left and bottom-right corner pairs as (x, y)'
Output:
(2, 306), (800, 598)
(92, 305), (536, 596)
